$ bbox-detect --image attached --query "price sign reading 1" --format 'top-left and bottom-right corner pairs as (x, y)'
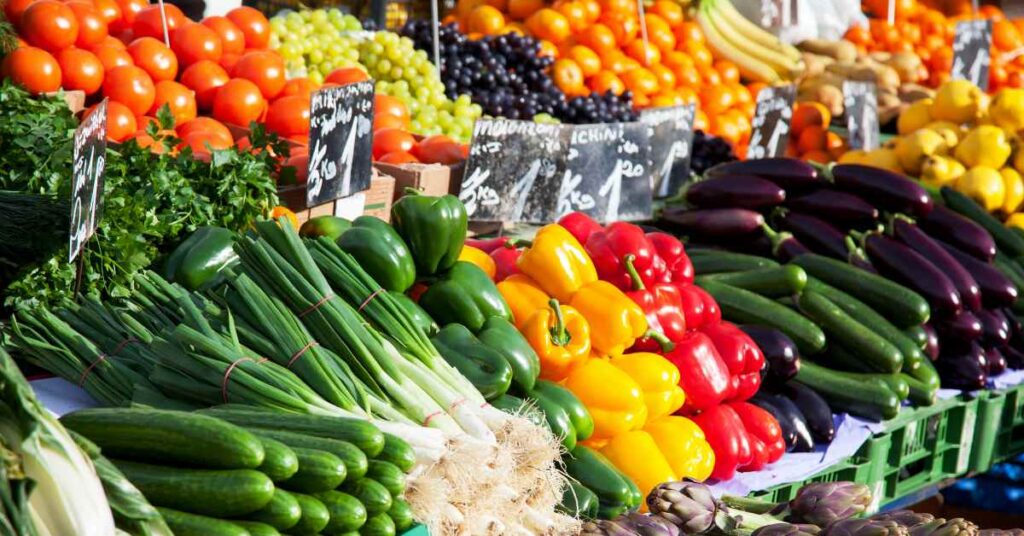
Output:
(559, 122), (652, 223)
(306, 80), (375, 207)
(951, 19), (993, 91)
(640, 103), (696, 198)
(843, 80), (879, 151)
(760, 0), (797, 28)
(747, 85), (796, 160)
(69, 98), (108, 263)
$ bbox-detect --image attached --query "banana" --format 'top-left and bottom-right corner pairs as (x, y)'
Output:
(709, 0), (803, 64)
(697, 2), (781, 84)
(705, 0), (801, 79)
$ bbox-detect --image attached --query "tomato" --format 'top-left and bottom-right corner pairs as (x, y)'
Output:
(91, 35), (126, 49)
(180, 129), (232, 153)
(212, 77), (265, 128)
(377, 151), (420, 164)
(201, 15), (244, 55)
(127, 36), (177, 81)
(325, 67), (369, 86)
(373, 113), (407, 132)
(372, 128), (416, 160)
(110, 0), (146, 33)
(231, 50), (285, 99)
(66, 2), (108, 49)
(102, 64), (155, 115)
(4, 0), (36, 29)
(0, 46), (61, 94)
(92, 0), (121, 26)
(264, 94), (310, 138)
(226, 6), (269, 49)
(172, 22), (222, 66)
(21, 1), (79, 52)
(180, 60), (228, 110)
(218, 51), (240, 73)
(176, 116), (233, 146)
(150, 80), (196, 126)
(86, 100), (136, 142)
(374, 94), (409, 124)
(280, 77), (318, 100)
(91, 44), (133, 70)
(131, 3), (184, 40)
(57, 47), (104, 94)
(412, 135), (468, 165)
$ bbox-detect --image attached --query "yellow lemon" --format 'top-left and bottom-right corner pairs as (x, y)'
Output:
(956, 166), (1006, 212)
(860, 148), (902, 174)
(838, 150), (868, 164)
(896, 129), (948, 175)
(924, 120), (963, 147)
(990, 88), (1024, 133)
(898, 98), (933, 136)
(955, 125), (1012, 169)
(932, 79), (986, 124)
(920, 156), (964, 189)
(1001, 168), (1024, 214)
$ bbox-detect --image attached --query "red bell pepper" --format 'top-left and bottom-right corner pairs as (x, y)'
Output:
(730, 402), (785, 465)
(557, 211), (603, 246)
(744, 435), (769, 472)
(647, 232), (694, 285)
(691, 405), (753, 481)
(677, 284), (721, 331)
(659, 331), (732, 413)
(466, 237), (510, 253)
(625, 256), (688, 351)
(700, 322), (765, 403)
(585, 222), (656, 291)
(490, 242), (523, 282)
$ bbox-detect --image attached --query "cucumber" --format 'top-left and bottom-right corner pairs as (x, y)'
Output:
(199, 406), (384, 457)
(114, 460), (274, 517)
(387, 498), (414, 532)
(314, 490), (368, 533)
(902, 373), (937, 406)
(289, 492), (330, 535)
(797, 290), (904, 373)
(873, 374), (910, 401)
(377, 434), (415, 473)
(252, 430), (368, 480)
(231, 521), (281, 536)
(244, 488), (301, 530)
(908, 356), (941, 391)
(690, 251), (780, 273)
(790, 254), (930, 327)
(795, 362), (901, 421)
(698, 280), (826, 354)
(360, 514), (395, 536)
(157, 507), (250, 536)
(903, 325), (929, 351)
(815, 344), (873, 373)
(62, 408), (265, 469)
(804, 278), (924, 372)
(367, 460), (405, 497)
(343, 478), (393, 517)
(256, 436), (299, 482)
(280, 448), (347, 493)
(943, 187), (1024, 257)
(696, 265), (807, 298)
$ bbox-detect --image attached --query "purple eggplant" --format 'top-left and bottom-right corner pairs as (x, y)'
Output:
(660, 207), (765, 238)
(863, 232), (962, 317)
(977, 309), (1011, 348)
(740, 325), (800, 386)
(986, 347), (1008, 376)
(891, 219), (982, 312)
(829, 164), (933, 217)
(1003, 345), (1024, 368)
(922, 324), (940, 361)
(845, 237), (878, 274)
(919, 205), (996, 261)
(787, 190), (879, 229)
(685, 174), (786, 210)
(937, 240), (1018, 308)
(776, 211), (849, 260)
(936, 341), (987, 390)
(936, 311), (983, 342)
(761, 224), (811, 262)
(704, 157), (819, 191)
(751, 392), (814, 452)
(1003, 307), (1023, 338)
(780, 382), (834, 443)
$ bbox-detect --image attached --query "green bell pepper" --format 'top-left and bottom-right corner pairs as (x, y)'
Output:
(563, 446), (635, 517)
(390, 291), (438, 337)
(390, 189), (467, 276)
(336, 216), (416, 293)
(162, 226), (237, 291)
(431, 324), (512, 401)
(531, 380), (594, 442)
(298, 215), (351, 240)
(558, 480), (599, 520)
(477, 317), (540, 392)
(528, 387), (577, 450)
(418, 261), (512, 332)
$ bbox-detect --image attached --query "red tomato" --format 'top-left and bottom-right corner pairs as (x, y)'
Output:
(212, 77), (266, 128)
(85, 100), (136, 142)
(372, 128), (416, 160)
(131, 3), (184, 40)
(225, 6), (269, 49)
(325, 66), (369, 86)
(91, 35), (126, 49)
(218, 51), (240, 72)
(179, 60), (228, 110)
(102, 64), (155, 115)
(373, 113), (407, 132)
(92, 0), (121, 27)
(176, 116), (232, 146)
(91, 44), (133, 70)
(110, 0), (146, 33)
(279, 77), (318, 100)
(66, 2), (108, 49)
(201, 15), (244, 55)
(136, 115), (158, 131)
(57, 47), (104, 94)
(0, 46), (61, 94)
(265, 94), (310, 138)
(412, 135), (468, 165)
(180, 129), (232, 153)
(378, 151), (420, 164)
(127, 36), (177, 81)
(374, 94), (410, 125)
(172, 22), (223, 66)
(21, 1), (79, 52)
(150, 80), (196, 126)
(4, 0), (36, 29)
(232, 50), (285, 99)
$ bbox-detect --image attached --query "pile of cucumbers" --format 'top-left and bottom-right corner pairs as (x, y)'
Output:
(62, 407), (417, 536)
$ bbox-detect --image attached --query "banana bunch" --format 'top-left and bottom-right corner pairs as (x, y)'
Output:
(696, 0), (804, 84)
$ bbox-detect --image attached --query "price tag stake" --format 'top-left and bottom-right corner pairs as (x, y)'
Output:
(640, 103), (696, 198)
(747, 85), (796, 160)
(69, 98), (108, 265)
(843, 80), (879, 151)
(306, 80), (375, 207)
(951, 19), (993, 91)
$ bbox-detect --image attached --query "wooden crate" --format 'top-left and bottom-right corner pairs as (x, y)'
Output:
(278, 168), (396, 225)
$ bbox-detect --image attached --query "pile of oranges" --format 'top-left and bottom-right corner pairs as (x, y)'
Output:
(784, 102), (847, 163)
(448, 0), (759, 150)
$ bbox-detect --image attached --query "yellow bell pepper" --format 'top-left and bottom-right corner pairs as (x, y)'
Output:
(565, 358), (646, 440)
(458, 245), (496, 280)
(611, 353), (685, 419)
(601, 430), (677, 511)
(496, 274), (550, 328)
(644, 416), (716, 482)
(569, 280), (647, 356)
(522, 300), (592, 381)
(516, 224), (597, 303)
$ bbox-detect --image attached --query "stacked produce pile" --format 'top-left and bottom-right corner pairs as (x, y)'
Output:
(784, 102), (847, 164)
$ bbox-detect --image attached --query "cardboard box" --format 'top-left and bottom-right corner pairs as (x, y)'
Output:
(279, 168), (396, 225)
(363, 175), (396, 221)
(373, 162), (450, 199)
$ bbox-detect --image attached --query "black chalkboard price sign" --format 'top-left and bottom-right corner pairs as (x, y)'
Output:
(558, 122), (652, 223)
(747, 85), (795, 160)
(951, 19), (992, 91)
(306, 80), (375, 207)
(843, 80), (879, 150)
(459, 118), (563, 223)
(69, 98), (108, 263)
(640, 103), (696, 198)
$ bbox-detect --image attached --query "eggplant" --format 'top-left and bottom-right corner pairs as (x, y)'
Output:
(659, 208), (765, 238)
(684, 174), (786, 210)
(751, 393), (814, 452)
(787, 190), (879, 229)
(977, 309), (1011, 348)
(748, 395), (796, 450)
(780, 382), (834, 443)
(863, 232), (962, 317)
(919, 205), (997, 261)
(935, 311), (983, 343)
(1003, 307), (1023, 338)
(937, 239), (1018, 308)
(936, 341), (988, 390)
(740, 325), (800, 386)
(1003, 345), (1024, 369)
(775, 211), (849, 260)
(829, 164), (933, 217)
(891, 219), (982, 312)
(986, 347), (1008, 376)
(846, 238), (878, 274)
(704, 158), (819, 191)
(922, 324), (940, 361)
(761, 225), (811, 262)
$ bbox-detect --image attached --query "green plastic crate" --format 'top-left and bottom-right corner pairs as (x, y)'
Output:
(994, 382), (1024, 462)
(970, 390), (1008, 473)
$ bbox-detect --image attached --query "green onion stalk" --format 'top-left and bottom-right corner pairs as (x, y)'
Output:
(54, 296), (159, 375)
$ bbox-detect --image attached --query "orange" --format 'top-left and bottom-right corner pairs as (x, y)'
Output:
(650, 90), (682, 107)
(625, 39), (659, 66)
(712, 111), (744, 146)
(694, 109), (709, 131)
(599, 12), (638, 46)
(621, 67), (658, 95)
(556, 1), (588, 32)
(994, 19), (1022, 51)
(715, 60), (740, 84)
(791, 102), (830, 136)
(650, 0), (683, 27)
(553, 58), (585, 95)
(673, 63), (701, 87)
(503, 22), (527, 35)
(579, 0), (600, 23)
(578, 23), (617, 53)
(589, 70), (625, 94)
(677, 86), (697, 104)
(674, 21), (704, 46)
(701, 84), (735, 115)
(650, 63), (675, 90)
(979, 5), (1004, 21)
(746, 82), (767, 101)
(467, 5), (505, 35)
(507, 0), (544, 20)
(685, 41), (712, 68)
(482, 0), (508, 12)
(526, 9), (571, 43)
(567, 45), (602, 77)
(802, 150), (831, 163)
(599, 0), (634, 16)
(731, 82), (751, 105)
(662, 51), (692, 70)
(701, 68), (721, 86)
(645, 14), (676, 52)
(797, 126), (828, 153)
(633, 93), (649, 107)
(826, 132), (846, 159)
(456, 0), (486, 18)
(538, 39), (559, 58)
(844, 24), (870, 46)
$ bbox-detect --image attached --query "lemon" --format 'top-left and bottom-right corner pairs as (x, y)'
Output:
(955, 125), (1012, 169)
(860, 148), (902, 173)
(1014, 149), (1024, 175)
(920, 156), (964, 189)
(898, 98), (933, 135)
(990, 88), (1024, 133)
(896, 129), (947, 175)
(932, 80), (986, 124)
(956, 166), (1005, 212)
(1007, 212), (1024, 230)
(924, 121), (963, 147)
(1002, 168), (1024, 214)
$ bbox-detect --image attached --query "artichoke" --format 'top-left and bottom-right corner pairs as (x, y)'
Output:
(789, 482), (873, 526)
(908, 519), (978, 536)
(622, 513), (683, 536)
(823, 518), (910, 536)
(647, 481), (724, 535)
(871, 511), (936, 528)
(579, 519), (636, 536)
(752, 522), (822, 536)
